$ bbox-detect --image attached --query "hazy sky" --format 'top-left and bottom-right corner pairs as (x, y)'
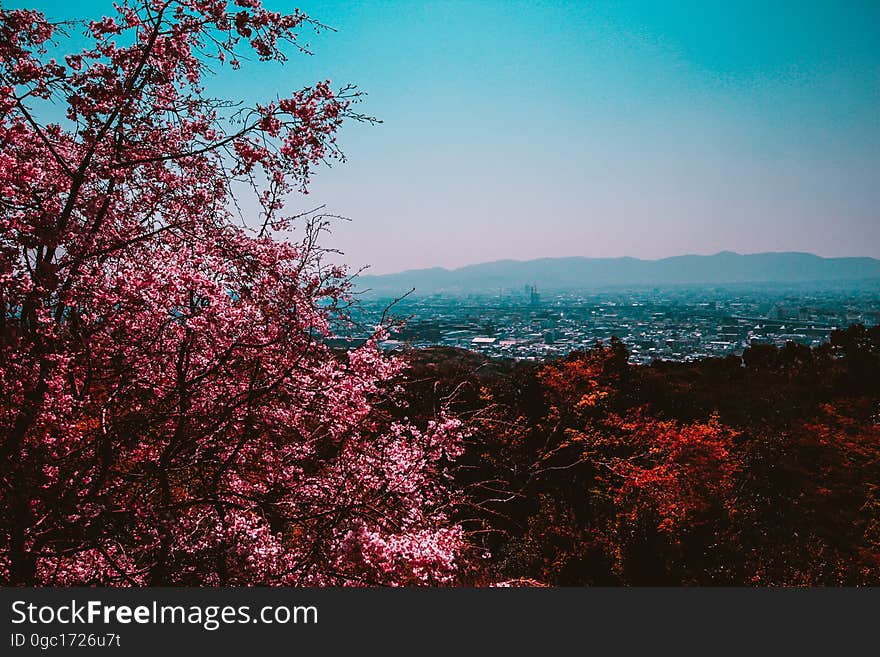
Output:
(20, 0), (880, 273)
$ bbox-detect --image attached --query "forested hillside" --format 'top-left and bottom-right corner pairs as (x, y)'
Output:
(395, 325), (880, 585)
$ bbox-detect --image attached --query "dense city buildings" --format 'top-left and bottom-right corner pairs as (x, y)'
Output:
(338, 283), (880, 363)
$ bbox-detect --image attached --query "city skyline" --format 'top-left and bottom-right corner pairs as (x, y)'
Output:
(343, 281), (880, 364)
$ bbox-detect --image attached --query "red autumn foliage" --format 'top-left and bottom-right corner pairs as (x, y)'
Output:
(401, 327), (880, 586)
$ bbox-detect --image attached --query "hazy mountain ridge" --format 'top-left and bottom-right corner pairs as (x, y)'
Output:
(357, 252), (880, 295)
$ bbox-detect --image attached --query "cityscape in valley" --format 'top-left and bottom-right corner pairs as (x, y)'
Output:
(342, 254), (880, 363)
(347, 285), (880, 363)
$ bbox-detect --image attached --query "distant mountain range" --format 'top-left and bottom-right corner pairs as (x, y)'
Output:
(357, 252), (880, 296)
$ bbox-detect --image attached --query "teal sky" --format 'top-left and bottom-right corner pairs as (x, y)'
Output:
(15, 0), (880, 273)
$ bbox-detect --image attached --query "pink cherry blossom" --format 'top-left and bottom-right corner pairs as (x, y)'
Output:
(0, 0), (464, 586)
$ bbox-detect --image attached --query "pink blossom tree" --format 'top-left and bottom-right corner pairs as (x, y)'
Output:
(0, 0), (465, 585)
